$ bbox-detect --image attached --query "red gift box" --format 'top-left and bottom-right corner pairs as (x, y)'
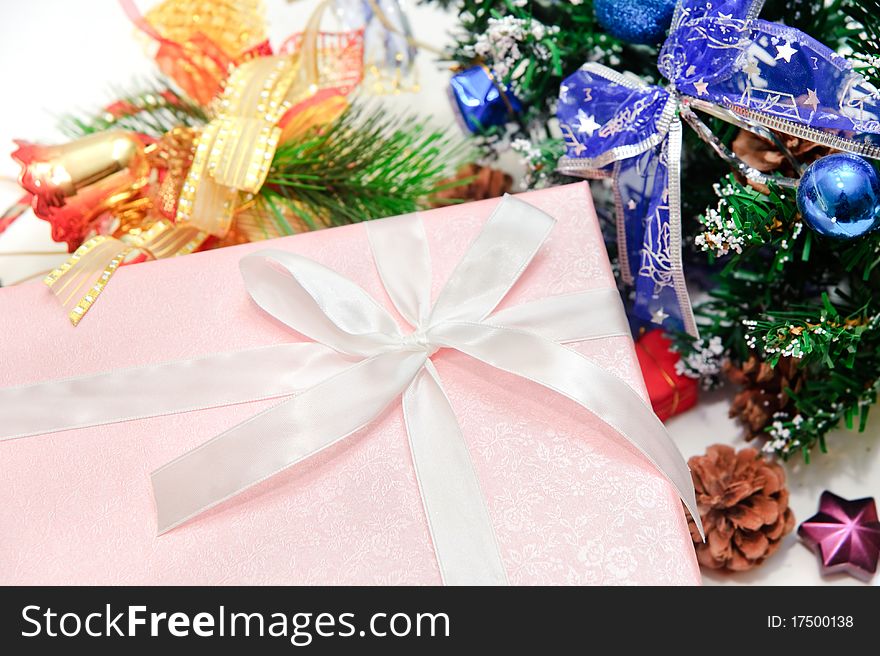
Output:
(635, 330), (698, 421)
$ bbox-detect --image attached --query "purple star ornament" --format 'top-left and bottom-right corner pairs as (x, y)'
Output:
(798, 491), (880, 581)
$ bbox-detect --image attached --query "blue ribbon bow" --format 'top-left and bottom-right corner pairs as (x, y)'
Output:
(557, 0), (880, 336)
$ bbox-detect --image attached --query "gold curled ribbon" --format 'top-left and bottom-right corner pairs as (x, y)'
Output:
(173, 0), (357, 241)
(44, 0), (364, 326)
(43, 220), (181, 326)
(174, 54), (302, 240)
(44, 236), (134, 325)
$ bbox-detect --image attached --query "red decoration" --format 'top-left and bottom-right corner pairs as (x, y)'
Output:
(0, 193), (32, 237)
(11, 133), (149, 251)
(635, 329), (698, 421)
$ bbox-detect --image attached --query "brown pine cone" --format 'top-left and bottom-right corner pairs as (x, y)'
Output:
(431, 163), (513, 206)
(725, 356), (804, 441)
(687, 444), (795, 572)
(732, 128), (832, 177)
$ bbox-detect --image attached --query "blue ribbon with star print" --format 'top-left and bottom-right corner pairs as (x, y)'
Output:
(557, 0), (880, 336)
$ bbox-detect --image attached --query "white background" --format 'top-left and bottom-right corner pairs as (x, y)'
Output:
(0, 0), (876, 586)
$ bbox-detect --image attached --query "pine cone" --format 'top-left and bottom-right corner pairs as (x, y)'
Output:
(431, 164), (513, 206)
(732, 128), (832, 177)
(725, 356), (804, 440)
(687, 444), (795, 571)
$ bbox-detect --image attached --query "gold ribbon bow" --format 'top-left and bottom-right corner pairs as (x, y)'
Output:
(39, 0), (361, 325)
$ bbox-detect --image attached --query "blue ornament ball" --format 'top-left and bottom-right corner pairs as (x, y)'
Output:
(796, 153), (880, 240)
(594, 0), (677, 45)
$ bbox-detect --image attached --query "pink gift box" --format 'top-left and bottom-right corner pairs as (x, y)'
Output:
(0, 183), (700, 585)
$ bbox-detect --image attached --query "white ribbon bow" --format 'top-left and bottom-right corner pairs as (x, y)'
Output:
(0, 196), (702, 585)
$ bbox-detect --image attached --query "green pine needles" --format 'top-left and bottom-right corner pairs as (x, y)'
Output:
(59, 79), (208, 139)
(262, 103), (469, 231)
(59, 89), (467, 235)
(678, 174), (880, 461)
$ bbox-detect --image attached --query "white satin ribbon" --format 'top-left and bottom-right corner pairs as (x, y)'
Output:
(0, 195), (702, 585)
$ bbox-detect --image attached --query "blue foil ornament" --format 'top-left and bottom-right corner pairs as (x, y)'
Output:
(449, 66), (522, 134)
(594, 0), (677, 45)
(557, 0), (880, 336)
(797, 154), (880, 239)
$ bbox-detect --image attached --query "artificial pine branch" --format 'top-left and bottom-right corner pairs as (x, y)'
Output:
(419, 0), (657, 187)
(677, 170), (880, 459)
(59, 86), (467, 237)
(58, 78), (208, 139)
(260, 103), (470, 234)
(842, 0), (880, 85)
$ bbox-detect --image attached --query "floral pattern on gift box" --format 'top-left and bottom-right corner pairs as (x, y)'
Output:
(442, 333), (696, 586)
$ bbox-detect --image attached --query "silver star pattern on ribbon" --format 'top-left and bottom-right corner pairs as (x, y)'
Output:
(576, 109), (601, 136)
(651, 307), (669, 324)
(775, 41), (798, 63)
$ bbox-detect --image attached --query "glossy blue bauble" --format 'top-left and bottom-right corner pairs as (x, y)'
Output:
(594, 0), (677, 45)
(796, 154), (880, 240)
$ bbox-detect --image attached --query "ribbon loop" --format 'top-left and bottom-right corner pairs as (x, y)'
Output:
(366, 212), (433, 327)
(428, 196), (556, 326)
(240, 249), (402, 356)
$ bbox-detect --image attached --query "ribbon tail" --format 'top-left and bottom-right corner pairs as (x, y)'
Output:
(431, 321), (704, 539)
(44, 236), (134, 326)
(618, 120), (697, 337)
(151, 350), (426, 534)
(612, 160), (633, 286)
(0, 343), (358, 441)
(664, 119), (698, 337)
(402, 360), (508, 585)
